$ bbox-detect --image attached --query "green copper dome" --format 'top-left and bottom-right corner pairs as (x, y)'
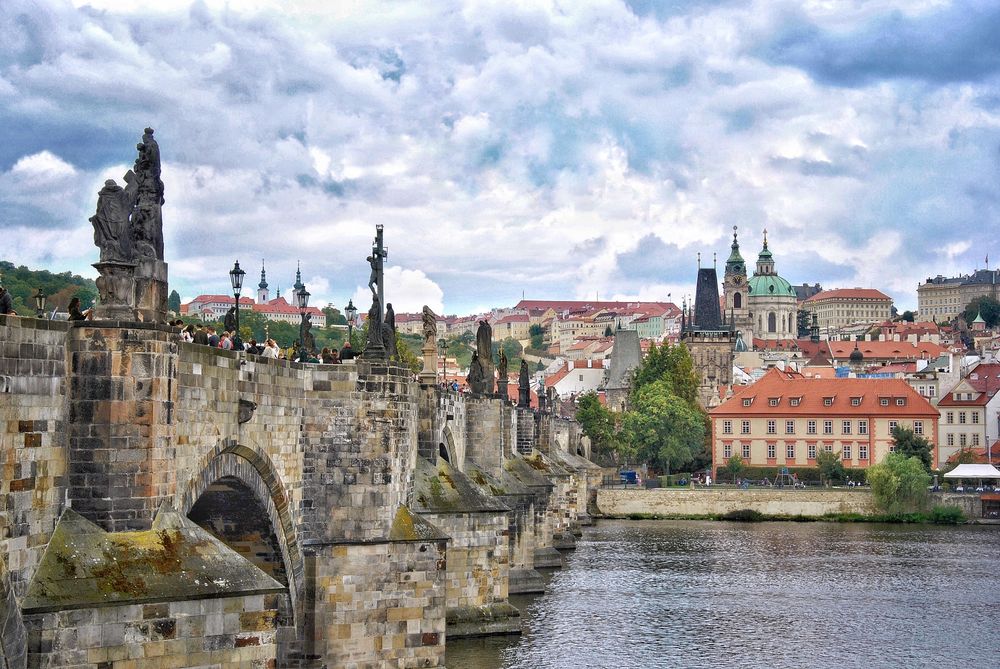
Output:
(747, 273), (795, 296)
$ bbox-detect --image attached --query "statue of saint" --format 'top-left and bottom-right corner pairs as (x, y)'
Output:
(224, 306), (237, 334)
(90, 175), (139, 263)
(365, 297), (383, 355)
(467, 351), (484, 393)
(366, 254), (379, 300)
(476, 319), (492, 361)
(497, 348), (508, 382)
(518, 359), (530, 407)
(383, 302), (398, 360)
(422, 305), (438, 344)
(302, 313), (316, 355)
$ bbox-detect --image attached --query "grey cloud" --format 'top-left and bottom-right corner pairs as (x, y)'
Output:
(757, 3), (1000, 86)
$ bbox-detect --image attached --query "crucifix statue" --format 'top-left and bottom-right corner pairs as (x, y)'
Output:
(362, 225), (391, 359)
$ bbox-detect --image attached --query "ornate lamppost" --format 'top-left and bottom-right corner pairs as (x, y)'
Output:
(438, 337), (448, 387)
(229, 260), (246, 351)
(345, 298), (357, 348)
(34, 289), (46, 319)
(296, 284), (310, 360)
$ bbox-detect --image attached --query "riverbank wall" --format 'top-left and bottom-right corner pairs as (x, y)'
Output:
(596, 488), (878, 517)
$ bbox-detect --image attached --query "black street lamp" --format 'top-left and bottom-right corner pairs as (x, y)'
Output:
(296, 284), (310, 359)
(34, 289), (46, 319)
(229, 260), (246, 351)
(438, 337), (448, 387)
(345, 298), (357, 347)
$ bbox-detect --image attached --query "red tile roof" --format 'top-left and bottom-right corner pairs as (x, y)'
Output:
(190, 295), (256, 305)
(711, 367), (938, 417)
(803, 288), (892, 302)
(827, 340), (946, 361)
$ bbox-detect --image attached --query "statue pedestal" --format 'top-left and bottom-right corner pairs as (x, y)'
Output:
(92, 261), (138, 321)
(135, 258), (168, 323)
(419, 342), (437, 385)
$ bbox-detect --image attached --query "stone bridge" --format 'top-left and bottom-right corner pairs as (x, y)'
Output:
(0, 314), (598, 668)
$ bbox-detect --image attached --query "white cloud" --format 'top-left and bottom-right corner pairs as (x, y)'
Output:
(350, 266), (444, 316)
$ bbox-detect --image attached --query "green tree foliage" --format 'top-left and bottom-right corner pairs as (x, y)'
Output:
(322, 305), (347, 326)
(891, 425), (933, 472)
(723, 454), (746, 483)
(816, 449), (847, 485)
(899, 310), (915, 322)
(529, 323), (545, 350)
(866, 453), (930, 514)
(630, 341), (699, 406)
(575, 391), (622, 464)
(796, 308), (811, 337)
(395, 332), (422, 374)
(0, 261), (98, 316)
(168, 290), (182, 314)
(620, 380), (705, 473)
(962, 296), (1000, 328)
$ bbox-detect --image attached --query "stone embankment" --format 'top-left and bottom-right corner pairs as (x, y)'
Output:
(596, 488), (878, 517)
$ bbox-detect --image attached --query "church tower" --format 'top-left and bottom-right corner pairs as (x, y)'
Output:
(723, 226), (752, 344)
(257, 260), (269, 304)
(681, 261), (735, 408)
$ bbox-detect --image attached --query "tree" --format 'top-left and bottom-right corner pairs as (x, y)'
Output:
(962, 296), (1000, 328)
(575, 392), (621, 464)
(529, 324), (545, 351)
(322, 304), (347, 326)
(723, 454), (746, 483)
(898, 310), (915, 323)
(168, 290), (181, 314)
(620, 380), (704, 474)
(631, 342), (699, 407)
(797, 308), (811, 337)
(866, 453), (930, 514)
(891, 425), (933, 472)
(816, 449), (846, 486)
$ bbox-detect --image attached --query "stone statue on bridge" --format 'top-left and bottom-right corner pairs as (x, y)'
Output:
(467, 351), (485, 394)
(496, 348), (509, 400)
(90, 176), (139, 263)
(363, 296), (385, 359)
(518, 359), (530, 407)
(421, 305), (437, 344)
(476, 320), (494, 395)
(383, 302), (398, 361)
(131, 128), (165, 260)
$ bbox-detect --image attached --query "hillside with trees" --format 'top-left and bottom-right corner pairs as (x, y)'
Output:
(0, 261), (98, 316)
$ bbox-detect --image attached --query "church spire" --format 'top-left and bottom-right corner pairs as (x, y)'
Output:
(258, 259), (268, 290)
(725, 225), (745, 276)
(293, 261), (304, 292)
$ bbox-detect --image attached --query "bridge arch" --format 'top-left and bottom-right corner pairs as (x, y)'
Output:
(439, 425), (460, 468)
(180, 440), (303, 629)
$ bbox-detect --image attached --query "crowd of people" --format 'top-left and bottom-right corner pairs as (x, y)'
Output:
(168, 319), (356, 363)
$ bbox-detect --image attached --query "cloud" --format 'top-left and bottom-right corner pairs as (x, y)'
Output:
(1, 0), (999, 315)
(350, 266), (444, 316)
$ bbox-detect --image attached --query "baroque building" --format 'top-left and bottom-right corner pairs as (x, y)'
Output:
(723, 226), (753, 344)
(746, 231), (797, 341)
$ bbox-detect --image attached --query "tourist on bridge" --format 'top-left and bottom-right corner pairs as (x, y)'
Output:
(207, 327), (219, 347)
(219, 331), (233, 350)
(193, 325), (208, 345)
(67, 297), (93, 321)
(180, 324), (195, 343)
(339, 342), (355, 360)
(261, 339), (279, 359)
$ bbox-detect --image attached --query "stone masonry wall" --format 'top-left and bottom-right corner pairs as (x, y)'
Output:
(464, 397), (505, 475)
(0, 316), (69, 601)
(596, 488), (878, 517)
(308, 539), (448, 668)
(23, 594), (278, 668)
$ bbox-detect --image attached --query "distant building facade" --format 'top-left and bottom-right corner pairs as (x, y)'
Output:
(802, 288), (893, 338)
(918, 268), (999, 321)
(710, 368), (940, 475)
(746, 232), (798, 341)
(682, 265), (735, 408)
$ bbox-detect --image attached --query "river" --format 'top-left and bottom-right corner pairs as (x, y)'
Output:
(446, 519), (1000, 669)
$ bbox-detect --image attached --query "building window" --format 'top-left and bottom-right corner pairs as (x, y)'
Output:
(785, 420), (795, 434)
(913, 421), (922, 435)
(972, 413), (980, 424)
(928, 386), (936, 398)
(858, 420), (868, 435)
(959, 412), (966, 424)
(769, 398), (779, 407)
(889, 420), (898, 432)
(767, 420), (776, 434)
(843, 444), (852, 460)
(946, 412), (953, 424)
(724, 443), (732, 458)
(824, 398), (833, 407)
(880, 398), (889, 406)
(743, 398), (752, 407)
(842, 420), (852, 435)
(790, 398), (800, 407)
(742, 443), (751, 459)
(823, 420), (833, 435)
(786, 443), (795, 459)
(807, 420), (817, 435)
(741, 420), (751, 435)
(808, 443), (816, 459)
(851, 397), (861, 407)
(973, 434), (980, 446)
(896, 398), (905, 406)
(947, 433), (954, 446)
(959, 434), (967, 447)
(859, 444), (868, 460)
(767, 443), (776, 459)
(824, 443), (833, 452)
(723, 420), (732, 434)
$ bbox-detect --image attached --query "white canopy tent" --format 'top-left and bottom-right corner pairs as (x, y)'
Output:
(943, 464), (1000, 479)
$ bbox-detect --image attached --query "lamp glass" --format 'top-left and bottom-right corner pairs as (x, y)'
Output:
(34, 290), (46, 311)
(229, 260), (246, 294)
(345, 299), (357, 322)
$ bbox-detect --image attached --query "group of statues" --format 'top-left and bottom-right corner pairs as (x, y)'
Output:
(90, 128), (165, 264)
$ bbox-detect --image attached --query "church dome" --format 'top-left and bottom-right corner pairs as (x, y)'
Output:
(849, 343), (864, 363)
(748, 273), (795, 297)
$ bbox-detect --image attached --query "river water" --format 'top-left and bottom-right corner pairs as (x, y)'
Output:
(447, 520), (1000, 669)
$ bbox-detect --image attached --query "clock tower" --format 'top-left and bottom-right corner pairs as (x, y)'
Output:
(724, 226), (752, 344)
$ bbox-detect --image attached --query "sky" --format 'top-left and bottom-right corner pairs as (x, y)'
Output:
(1, 0), (999, 316)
